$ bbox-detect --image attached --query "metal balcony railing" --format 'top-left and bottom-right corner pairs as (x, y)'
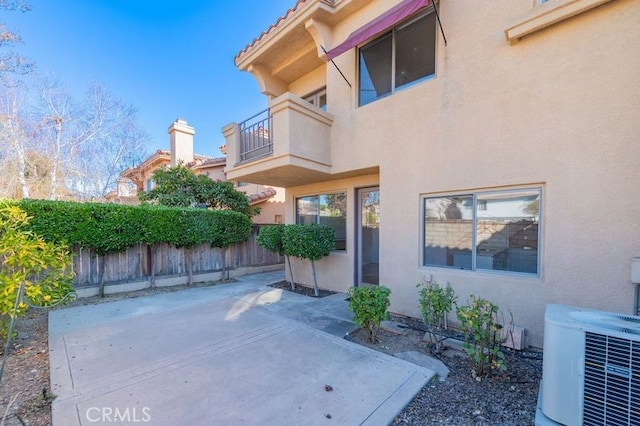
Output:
(239, 108), (273, 162)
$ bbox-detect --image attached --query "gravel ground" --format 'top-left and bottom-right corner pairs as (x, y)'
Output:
(346, 316), (543, 425)
(0, 282), (542, 425)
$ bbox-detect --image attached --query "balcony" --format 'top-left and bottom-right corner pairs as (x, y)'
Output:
(223, 93), (334, 187)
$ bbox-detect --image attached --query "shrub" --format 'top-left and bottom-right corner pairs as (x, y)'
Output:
(283, 224), (334, 296)
(418, 282), (456, 353)
(257, 225), (285, 255)
(456, 295), (506, 378)
(12, 199), (254, 289)
(348, 286), (391, 343)
(257, 225), (296, 290)
(0, 204), (74, 383)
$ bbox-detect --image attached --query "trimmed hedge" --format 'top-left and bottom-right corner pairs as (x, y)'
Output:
(256, 224), (285, 256)
(283, 224), (335, 261)
(12, 199), (252, 254)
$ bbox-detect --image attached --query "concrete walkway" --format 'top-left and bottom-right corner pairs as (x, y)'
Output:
(49, 272), (434, 425)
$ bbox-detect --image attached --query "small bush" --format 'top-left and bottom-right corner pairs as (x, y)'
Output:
(456, 295), (506, 378)
(283, 224), (334, 296)
(0, 204), (75, 347)
(418, 282), (456, 353)
(348, 286), (391, 343)
(256, 225), (285, 255)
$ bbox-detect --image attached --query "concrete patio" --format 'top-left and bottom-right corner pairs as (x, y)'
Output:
(49, 271), (434, 425)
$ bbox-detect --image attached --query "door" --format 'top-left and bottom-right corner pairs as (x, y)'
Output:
(357, 187), (379, 285)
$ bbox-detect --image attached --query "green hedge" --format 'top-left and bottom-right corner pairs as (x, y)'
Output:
(283, 224), (335, 261)
(12, 199), (252, 254)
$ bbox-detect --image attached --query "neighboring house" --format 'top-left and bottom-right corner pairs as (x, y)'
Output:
(222, 0), (640, 347)
(115, 118), (285, 224)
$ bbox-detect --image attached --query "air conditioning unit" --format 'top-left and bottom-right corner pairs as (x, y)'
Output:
(536, 304), (640, 426)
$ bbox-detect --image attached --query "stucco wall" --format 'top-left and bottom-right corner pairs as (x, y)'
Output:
(330, 0), (638, 347)
(252, 0), (640, 347)
(286, 174), (379, 293)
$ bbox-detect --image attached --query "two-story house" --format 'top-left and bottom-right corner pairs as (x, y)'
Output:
(116, 118), (285, 224)
(222, 0), (640, 347)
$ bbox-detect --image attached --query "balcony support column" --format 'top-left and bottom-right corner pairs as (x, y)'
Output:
(222, 123), (241, 168)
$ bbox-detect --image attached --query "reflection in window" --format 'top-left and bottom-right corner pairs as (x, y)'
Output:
(359, 12), (436, 106)
(296, 192), (347, 250)
(424, 196), (473, 268)
(423, 189), (541, 275)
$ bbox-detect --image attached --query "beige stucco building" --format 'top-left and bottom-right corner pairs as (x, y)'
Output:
(222, 0), (640, 347)
(116, 119), (285, 224)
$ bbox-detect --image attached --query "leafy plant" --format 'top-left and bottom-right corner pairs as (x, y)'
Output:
(0, 204), (75, 384)
(14, 199), (254, 288)
(283, 224), (334, 296)
(418, 282), (456, 353)
(209, 210), (252, 281)
(139, 164), (259, 216)
(257, 225), (295, 290)
(456, 295), (506, 378)
(348, 286), (391, 343)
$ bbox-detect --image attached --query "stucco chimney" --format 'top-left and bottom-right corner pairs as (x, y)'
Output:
(168, 118), (195, 166)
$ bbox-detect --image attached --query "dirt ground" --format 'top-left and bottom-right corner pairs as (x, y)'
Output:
(0, 282), (542, 425)
(346, 322), (543, 425)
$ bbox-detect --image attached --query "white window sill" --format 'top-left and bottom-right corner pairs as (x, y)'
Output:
(505, 0), (616, 44)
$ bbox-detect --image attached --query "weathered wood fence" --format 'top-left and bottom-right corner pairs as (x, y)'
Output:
(71, 225), (284, 288)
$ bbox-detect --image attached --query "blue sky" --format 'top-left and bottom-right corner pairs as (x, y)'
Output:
(8, 0), (295, 158)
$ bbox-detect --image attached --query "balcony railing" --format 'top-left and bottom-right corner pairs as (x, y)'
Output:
(239, 108), (273, 162)
(223, 93), (336, 187)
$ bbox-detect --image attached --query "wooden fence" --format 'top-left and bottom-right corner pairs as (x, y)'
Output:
(71, 225), (284, 288)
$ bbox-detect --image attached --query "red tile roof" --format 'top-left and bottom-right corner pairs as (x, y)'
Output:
(247, 188), (278, 205)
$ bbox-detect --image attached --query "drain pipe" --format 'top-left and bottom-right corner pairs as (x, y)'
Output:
(631, 258), (640, 316)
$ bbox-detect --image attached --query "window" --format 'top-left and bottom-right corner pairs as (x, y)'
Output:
(304, 88), (327, 111)
(423, 188), (541, 275)
(359, 11), (436, 106)
(146, 179), (154, 191)
(296, 192), (346, 250)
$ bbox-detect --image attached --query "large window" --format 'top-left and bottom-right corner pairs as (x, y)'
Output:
(296, 192), (347, 250)
(423, 189), (541, 275)
(359, 11), (436, 106)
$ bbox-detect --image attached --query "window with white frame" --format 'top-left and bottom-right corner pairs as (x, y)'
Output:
(304, 88), (327, 111)
(296, 192), (346, 250)
(359, 11), (437, 106)
(423, 188), (541, 275)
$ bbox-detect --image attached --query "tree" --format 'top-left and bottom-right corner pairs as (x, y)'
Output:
(0, 77), (149, 200)
(283, 224), (334, 297)
(257, 224), (295, 290)
(33, 77), (94, 199)
(140, 164), (258, 216)
(139, 165), (256, 283)
(0, 0), (34, 76)
(0, 78), (32, 198)
(69, 82), (149, 199)
(0, 203), (74, 384)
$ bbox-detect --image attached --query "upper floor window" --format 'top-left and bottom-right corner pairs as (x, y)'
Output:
(304, 88), (327, 111)
(359, 11), (436, 106)
(296, 192), (346, 250)
(423, 188), (542, 275)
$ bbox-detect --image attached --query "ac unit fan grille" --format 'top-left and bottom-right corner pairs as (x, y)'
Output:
(583, 332), (640, 425)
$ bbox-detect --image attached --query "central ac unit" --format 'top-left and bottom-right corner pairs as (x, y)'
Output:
(536, 304), (640, 426)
